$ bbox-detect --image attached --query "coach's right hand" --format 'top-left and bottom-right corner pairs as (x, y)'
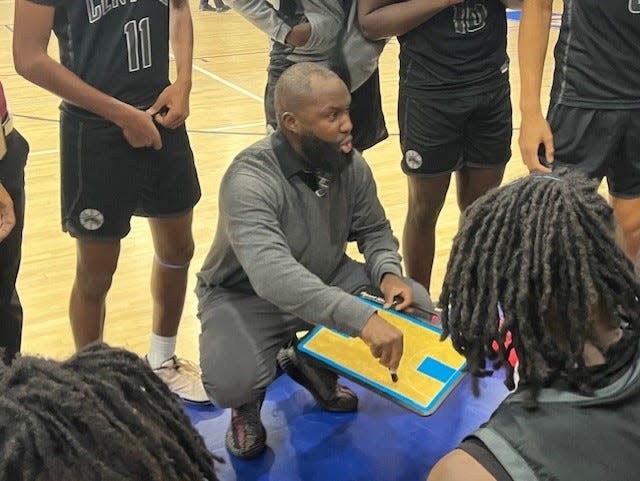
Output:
(360, 313), (403, 370)
(117, 105), (162, 150)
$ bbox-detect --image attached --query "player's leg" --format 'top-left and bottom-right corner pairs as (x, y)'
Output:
(403, 175), (451, 292)
(611, 197), (640, 261)
(548, 107), (634, 259)
(139, 123), (203, 401)
(70, 240), (120, 349)
(608, 109), (640, 262)
(456, 81), (511, 214)
(0, 129), (28, 364)
(148, 211), (194, 340)
(60, 113), (138, 350)
(456, 166), (505, 211)
(399, 90), (465, 291)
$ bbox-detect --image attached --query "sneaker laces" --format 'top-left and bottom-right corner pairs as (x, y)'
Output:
(172, 357), (202, 377)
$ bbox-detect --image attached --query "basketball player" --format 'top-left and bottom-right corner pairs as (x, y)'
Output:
(519, 0), (640, 263)
(13, 0), (208, 404)
(358, 0), (520, 291)
(0, 80), (29, 366)
(224, 0), (389, 151)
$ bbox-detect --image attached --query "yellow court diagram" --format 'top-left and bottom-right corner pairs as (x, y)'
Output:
(298, 297), (466, 416)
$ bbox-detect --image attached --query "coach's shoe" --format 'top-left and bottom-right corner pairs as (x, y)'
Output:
(277, 346), (358, 412)
(226, 397), (267, 459)
(151, 356), (211, 405)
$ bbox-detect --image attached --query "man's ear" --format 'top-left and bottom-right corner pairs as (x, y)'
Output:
(282, 111), (299, 134)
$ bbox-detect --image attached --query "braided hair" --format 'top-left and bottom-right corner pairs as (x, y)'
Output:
(439, 170), (640, 406)
(0, 343), (221, 481)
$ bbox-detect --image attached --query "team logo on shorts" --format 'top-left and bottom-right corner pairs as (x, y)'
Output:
(405, 150), (423, 170)
(79, 208), (104, 231)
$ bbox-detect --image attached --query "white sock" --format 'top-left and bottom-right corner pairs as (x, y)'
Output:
(147, 333), (177, 369)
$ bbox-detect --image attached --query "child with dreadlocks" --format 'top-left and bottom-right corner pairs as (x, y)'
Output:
(428, 170), (640, 481)
(0, 343), (220, 481)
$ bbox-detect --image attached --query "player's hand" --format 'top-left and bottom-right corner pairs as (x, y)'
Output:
(519, 112), (554, 173)
(285, 22), (311, 47)
(147, 80), (191, 129)
(0, 183), (16, 242)
(380, 273), (413, 311)
(359, 313), (403, 370)
(117, 105), (162, 150)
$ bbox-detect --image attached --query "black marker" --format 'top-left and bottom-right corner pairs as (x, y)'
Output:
(390, 368), (398, 383)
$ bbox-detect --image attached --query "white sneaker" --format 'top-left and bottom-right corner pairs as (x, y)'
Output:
(151, 356), (211, 405)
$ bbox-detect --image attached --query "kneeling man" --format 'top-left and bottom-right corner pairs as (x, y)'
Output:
(196, 63), (433, 459)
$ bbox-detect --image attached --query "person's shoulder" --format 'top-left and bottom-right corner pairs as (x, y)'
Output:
(427, 449), (498, 481)
(221, 136), (283, 191)
(227, 136), (280, 176)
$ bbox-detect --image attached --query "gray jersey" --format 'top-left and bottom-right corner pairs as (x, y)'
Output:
(551, 0), (640, 108)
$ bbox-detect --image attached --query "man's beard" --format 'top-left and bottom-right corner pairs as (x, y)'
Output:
(300, 133), (354, 177)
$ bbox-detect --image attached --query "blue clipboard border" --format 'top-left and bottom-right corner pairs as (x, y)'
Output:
(297, 297), (466, 416)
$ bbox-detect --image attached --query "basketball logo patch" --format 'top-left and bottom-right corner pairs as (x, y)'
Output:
(79, 208), (104, 231)
(405, 150), (423, 170)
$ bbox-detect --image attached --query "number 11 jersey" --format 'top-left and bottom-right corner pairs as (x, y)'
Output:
(30, 0), (171, 119)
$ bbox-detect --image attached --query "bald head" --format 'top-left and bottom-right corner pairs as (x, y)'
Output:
(273, 63), (344, 129)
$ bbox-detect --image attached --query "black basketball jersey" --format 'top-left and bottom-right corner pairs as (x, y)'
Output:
(398, 0), (509, 97)
(29, 0), (171, 118)
(551, 0), (640, 108)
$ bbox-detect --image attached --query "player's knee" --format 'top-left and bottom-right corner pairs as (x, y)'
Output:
(74, 266), (116, 300)
(618, 216), (640, 260)
(155, 239), (195, 268)
(407, 198), (442, 229)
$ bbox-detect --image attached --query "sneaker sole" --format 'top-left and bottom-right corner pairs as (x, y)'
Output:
(225, 424), (267, 460)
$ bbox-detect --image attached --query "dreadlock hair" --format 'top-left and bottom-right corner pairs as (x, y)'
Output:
(439, 169), (640, 408)
(0, 343), (221, 481)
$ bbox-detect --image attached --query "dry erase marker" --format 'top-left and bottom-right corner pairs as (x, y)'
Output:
(390, 368), (398, 383)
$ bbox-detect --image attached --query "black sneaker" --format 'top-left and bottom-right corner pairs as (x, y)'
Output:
(277, 346), (358, 412)
(199, 3), (216, 11)
(225, 397), (267, 459)
(216, 5), (231, 12)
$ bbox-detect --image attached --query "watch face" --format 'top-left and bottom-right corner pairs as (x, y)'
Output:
(79, 208), (104, 231)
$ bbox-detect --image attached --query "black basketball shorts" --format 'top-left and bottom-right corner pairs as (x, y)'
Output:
(60, 111), (201, 239)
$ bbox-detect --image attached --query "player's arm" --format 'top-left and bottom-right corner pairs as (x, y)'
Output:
(518, 0), (555, 172)
(12, 0), (161, 149)
(357, 0), (464, 40)
(148, 0), (193, 129)
(428, 449), (498, 481)
(0, 183), (15, 242)
(225, 0), (310, 46)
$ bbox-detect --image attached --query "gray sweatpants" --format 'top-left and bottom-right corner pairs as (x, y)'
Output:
(197, 258), (432, 408)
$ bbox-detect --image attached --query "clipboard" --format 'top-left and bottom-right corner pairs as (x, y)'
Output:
(297, 296), (466, 416)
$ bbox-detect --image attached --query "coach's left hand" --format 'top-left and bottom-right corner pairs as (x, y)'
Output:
(380, 273), (413, 311)
(147, 79), (191, 129)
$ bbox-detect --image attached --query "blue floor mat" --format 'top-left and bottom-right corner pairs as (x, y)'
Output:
(186, 371), (508, 481)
